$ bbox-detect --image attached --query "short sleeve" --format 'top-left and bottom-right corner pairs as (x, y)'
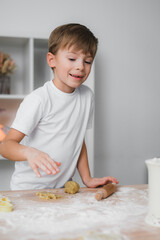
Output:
(11, 93), (43, 135)
(87, 94), (94, 129)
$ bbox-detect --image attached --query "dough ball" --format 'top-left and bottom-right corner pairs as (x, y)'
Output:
(65, 181), (80, 194)
(0, 197), (13, 212)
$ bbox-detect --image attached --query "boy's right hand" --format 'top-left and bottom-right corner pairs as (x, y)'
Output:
(0, 128), (60, 178)
(25, 147), (61, 178)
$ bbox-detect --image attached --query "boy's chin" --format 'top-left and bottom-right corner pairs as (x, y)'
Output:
(70, 79), (86, 87)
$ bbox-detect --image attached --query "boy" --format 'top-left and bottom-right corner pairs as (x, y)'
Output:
(0, 23), (118, 190)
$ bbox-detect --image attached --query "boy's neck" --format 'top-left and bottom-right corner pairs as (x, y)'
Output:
(52, 79), (75, 93)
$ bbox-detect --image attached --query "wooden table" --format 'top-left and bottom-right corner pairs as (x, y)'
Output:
(0, 185), (160, 240)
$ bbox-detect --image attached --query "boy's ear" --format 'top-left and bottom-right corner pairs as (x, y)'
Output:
(47, 52), (56, 68)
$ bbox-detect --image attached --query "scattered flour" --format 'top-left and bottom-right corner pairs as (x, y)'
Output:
(0, 186), (149, 240)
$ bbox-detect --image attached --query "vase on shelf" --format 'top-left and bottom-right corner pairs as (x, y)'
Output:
(0, 74), (10, 94)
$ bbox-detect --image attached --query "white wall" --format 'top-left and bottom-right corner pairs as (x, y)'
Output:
(1, 0), (160, 186)
(94, 0), (160, 184)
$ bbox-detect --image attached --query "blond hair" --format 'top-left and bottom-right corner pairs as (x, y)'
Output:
(48, 23), (98, 58)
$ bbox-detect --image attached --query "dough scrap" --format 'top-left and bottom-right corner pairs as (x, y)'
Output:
(65, 181), (80, 194)
(0, 197), (13, 212)
(36, 191), (61, 200)
(87, 231), (123, 240)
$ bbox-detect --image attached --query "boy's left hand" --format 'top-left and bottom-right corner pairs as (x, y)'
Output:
(84, 176), (119, 188)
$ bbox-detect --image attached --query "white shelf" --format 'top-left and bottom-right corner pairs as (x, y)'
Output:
(0, 36), (50, 96)
(0, 94), (25, 99)
(0, 35), (50, 130)
(34, 38), (52, 89)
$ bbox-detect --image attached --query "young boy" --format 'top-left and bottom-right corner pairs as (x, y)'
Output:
(0, 23), (118, 190)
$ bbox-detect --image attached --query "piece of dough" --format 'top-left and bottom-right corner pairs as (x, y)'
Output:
(0, 197), (13, 212)
(87, 231), (123, 240)
(65, 181), (80, 194)
(0, 197), (11, 202)
(36, 191), (61, 200)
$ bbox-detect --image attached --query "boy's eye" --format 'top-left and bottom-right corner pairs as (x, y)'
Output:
(85, 61), (92, 64)
(69, 58), (75, 61)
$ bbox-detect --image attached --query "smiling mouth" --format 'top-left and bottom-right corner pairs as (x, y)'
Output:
(70, 73), (84, 79)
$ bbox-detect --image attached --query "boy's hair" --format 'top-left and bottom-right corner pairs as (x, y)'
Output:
(48, 23), (98, 58)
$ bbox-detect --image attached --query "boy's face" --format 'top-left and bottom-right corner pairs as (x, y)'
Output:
(47, 46), (93, 93)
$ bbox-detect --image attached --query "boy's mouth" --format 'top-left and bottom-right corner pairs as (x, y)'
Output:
(69, 73), (84, 79)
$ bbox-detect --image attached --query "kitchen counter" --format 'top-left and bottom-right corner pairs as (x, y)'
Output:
(0, 184), (160, 240)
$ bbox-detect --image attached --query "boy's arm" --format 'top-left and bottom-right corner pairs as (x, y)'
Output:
(77, 140), (91, 185)
(0, 128), (26, 161)
(77, 140), (119, 188)
(0, 128), (61, 177)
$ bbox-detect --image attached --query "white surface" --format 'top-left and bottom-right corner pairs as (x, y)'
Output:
(0, 0), (160, 186)
(145, 158), (160, 226)
(0, 186), (148, 240)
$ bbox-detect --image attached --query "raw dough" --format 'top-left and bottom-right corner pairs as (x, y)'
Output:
(65, 181), (80, 194)
(36, 191), (61, 200)
(0, 197), (13, 212)
(86, 231), (124, 239)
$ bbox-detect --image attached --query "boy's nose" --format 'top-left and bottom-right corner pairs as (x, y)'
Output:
(76, 60), (84, 70)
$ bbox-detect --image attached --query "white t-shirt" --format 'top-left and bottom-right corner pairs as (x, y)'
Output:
(10, 80), (94, 190)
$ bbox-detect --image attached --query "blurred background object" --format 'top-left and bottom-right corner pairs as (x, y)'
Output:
(0, 124), (9, 142)
(0, 108), (9, 141)
(0, 51), (16, 94)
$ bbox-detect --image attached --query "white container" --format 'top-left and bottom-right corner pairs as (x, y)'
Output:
(145, 158), (160, 227)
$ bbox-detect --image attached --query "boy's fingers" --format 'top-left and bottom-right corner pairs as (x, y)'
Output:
(114, 179), (119, 184)
(108, 176), (119, 184)
(32, 165), (41, 178)
(103, 176), (119, 184)
(39, 163), (52, 175)
(39, 158), (60, 175)
(55, 161), (61, 166)
(29, 156), (61, 176)
(51, 161), (60, 173)
(46, 157), (61, 173)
